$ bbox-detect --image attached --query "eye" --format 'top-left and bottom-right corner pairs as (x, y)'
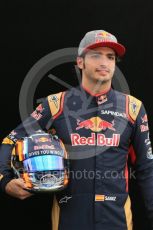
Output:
(108, 55), (115, 60)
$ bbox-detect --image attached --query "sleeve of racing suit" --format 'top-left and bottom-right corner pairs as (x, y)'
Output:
(130, 103), (153, 227)
(0, 98), (53, 192)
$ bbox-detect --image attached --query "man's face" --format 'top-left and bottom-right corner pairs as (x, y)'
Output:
(77, 47), (116, 85)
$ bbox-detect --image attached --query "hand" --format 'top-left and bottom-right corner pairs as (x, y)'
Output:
(5, 178), (33, 200)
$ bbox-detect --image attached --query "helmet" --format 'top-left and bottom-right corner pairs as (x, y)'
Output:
(11, 131), (69, 192)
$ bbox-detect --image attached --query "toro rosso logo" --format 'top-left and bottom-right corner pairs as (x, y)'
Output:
(71, 117), (120, 146)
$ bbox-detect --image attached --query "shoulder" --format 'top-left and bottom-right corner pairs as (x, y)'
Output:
(113, 89), (142, 123)
(47, 91), (66, 119)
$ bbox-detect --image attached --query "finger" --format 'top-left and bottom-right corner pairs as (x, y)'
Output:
(15, 178), (29, 188)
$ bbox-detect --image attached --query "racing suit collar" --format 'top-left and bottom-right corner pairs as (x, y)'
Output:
(81, 84), (112, 97)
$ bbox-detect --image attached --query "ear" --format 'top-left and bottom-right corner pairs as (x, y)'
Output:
(76, 57), (84, 69)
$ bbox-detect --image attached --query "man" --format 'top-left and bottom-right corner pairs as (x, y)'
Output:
(0, 30), (153, 230)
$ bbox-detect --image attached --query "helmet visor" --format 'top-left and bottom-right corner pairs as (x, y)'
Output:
(23, 155), (64, 172)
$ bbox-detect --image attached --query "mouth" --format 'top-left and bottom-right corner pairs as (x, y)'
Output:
(96, 69), (109, 75)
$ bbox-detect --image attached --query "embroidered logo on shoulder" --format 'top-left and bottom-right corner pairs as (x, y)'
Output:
(130, 101), (137, 114)
(48, 92), (64, 119)
(127, 95), (142, 122)
(50, 95), (59, 108)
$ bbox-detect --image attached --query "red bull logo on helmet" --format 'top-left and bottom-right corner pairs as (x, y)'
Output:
(76, 117), (115, 132)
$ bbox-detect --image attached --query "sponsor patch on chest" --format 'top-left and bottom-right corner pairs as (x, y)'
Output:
(71, 133), (120, 146)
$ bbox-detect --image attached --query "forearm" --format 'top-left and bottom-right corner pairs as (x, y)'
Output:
(0, 143), (14, 192)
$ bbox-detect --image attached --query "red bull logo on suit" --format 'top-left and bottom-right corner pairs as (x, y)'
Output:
(71, 117), (120, 146)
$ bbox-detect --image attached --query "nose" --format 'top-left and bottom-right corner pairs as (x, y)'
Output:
(96, 55), (109, 67)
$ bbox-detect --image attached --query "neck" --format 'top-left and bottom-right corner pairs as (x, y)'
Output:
(81, 78), (111, 95)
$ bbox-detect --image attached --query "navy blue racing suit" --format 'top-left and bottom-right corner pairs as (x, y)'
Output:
(0, 85), (153, 230)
